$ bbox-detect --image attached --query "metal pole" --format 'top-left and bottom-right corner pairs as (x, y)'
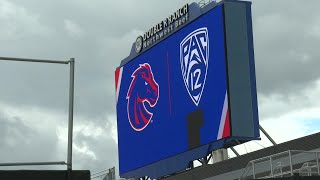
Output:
(280, 162), (283, 177)
(316, 152), (320, 175)
(202, 157), (208, 165)
(67, 58), (75, 172)
(0, 161), (66, 166)
(190, 161), (194, 169)
(230, 147), (240, 157)
(259, 125), (277, 146)
(270, 156), (273, 177)
(252, 161), (256, 179)
(0, 56), (73, 177)
(289, 151), (293, 176)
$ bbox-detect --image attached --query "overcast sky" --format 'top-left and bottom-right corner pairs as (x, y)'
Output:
(1, 0), (320, 179)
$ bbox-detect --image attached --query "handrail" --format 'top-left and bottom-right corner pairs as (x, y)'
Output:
(0, 161), (67, 166)
(198, 0), (216, 8)
(239, 162), (254, 180)
(247, 151), (290, 164)
(239, 150), (320, 179)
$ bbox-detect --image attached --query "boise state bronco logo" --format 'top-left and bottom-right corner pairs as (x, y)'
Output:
(180, 27), (209, 106)
(126, 63), (159, 131)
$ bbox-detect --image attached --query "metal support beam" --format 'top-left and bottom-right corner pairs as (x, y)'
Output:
(67, 58), (75, 171)
(189, 161), (194, 169)
(207, 153), (212, 163)
(259, 125), (277, 146)
(0, 161), (66, 166)
(0, 56), (69, 64)
(289, 150), (293, 176)
(316, 152), (320, 175)
(196, 155), (211, 166)
(270, 156), (273, 177)
(230, 147), (240, 157)
(204, 157), (208, 165)
(252, 162), (256, 179)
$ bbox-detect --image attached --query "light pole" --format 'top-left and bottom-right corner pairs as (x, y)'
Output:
(0, 56), (75, 180)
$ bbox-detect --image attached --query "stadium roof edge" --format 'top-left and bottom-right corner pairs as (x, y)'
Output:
(162, 132), (320, 180)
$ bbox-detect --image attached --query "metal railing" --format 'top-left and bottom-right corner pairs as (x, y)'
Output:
(239, 150), (320, 179)
(198, 0), (216, 8)
(91, 167), (115, 180)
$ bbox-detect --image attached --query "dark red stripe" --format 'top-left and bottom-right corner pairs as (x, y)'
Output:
(115, 68), (120, 91)
(222, 109), (231, 138)
(134, 99), (139, 124)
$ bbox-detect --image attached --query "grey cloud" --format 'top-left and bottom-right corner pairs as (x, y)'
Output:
(73, 132), (118, 172)
(0, 0), (194, 119)
(0, 111), (60, 167)
(1, 0), (318, 117)
(72, 118), (118, 173)
(252, 0), (320, 96)
(0, 105), (118, 173)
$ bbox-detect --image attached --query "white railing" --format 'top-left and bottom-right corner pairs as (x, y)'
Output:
(198, 0), (216, 8)
(239, 150), (320, 179)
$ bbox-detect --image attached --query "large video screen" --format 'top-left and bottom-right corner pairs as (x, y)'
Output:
(116, 4), (230, 175)
(115, 1), (259, 178)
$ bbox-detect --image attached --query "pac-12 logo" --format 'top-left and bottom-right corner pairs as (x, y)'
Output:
(126, 63), (159, 131)
(180, 27), (209, 106)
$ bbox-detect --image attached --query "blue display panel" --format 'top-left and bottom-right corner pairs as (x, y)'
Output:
(115, 5), (231, 175)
